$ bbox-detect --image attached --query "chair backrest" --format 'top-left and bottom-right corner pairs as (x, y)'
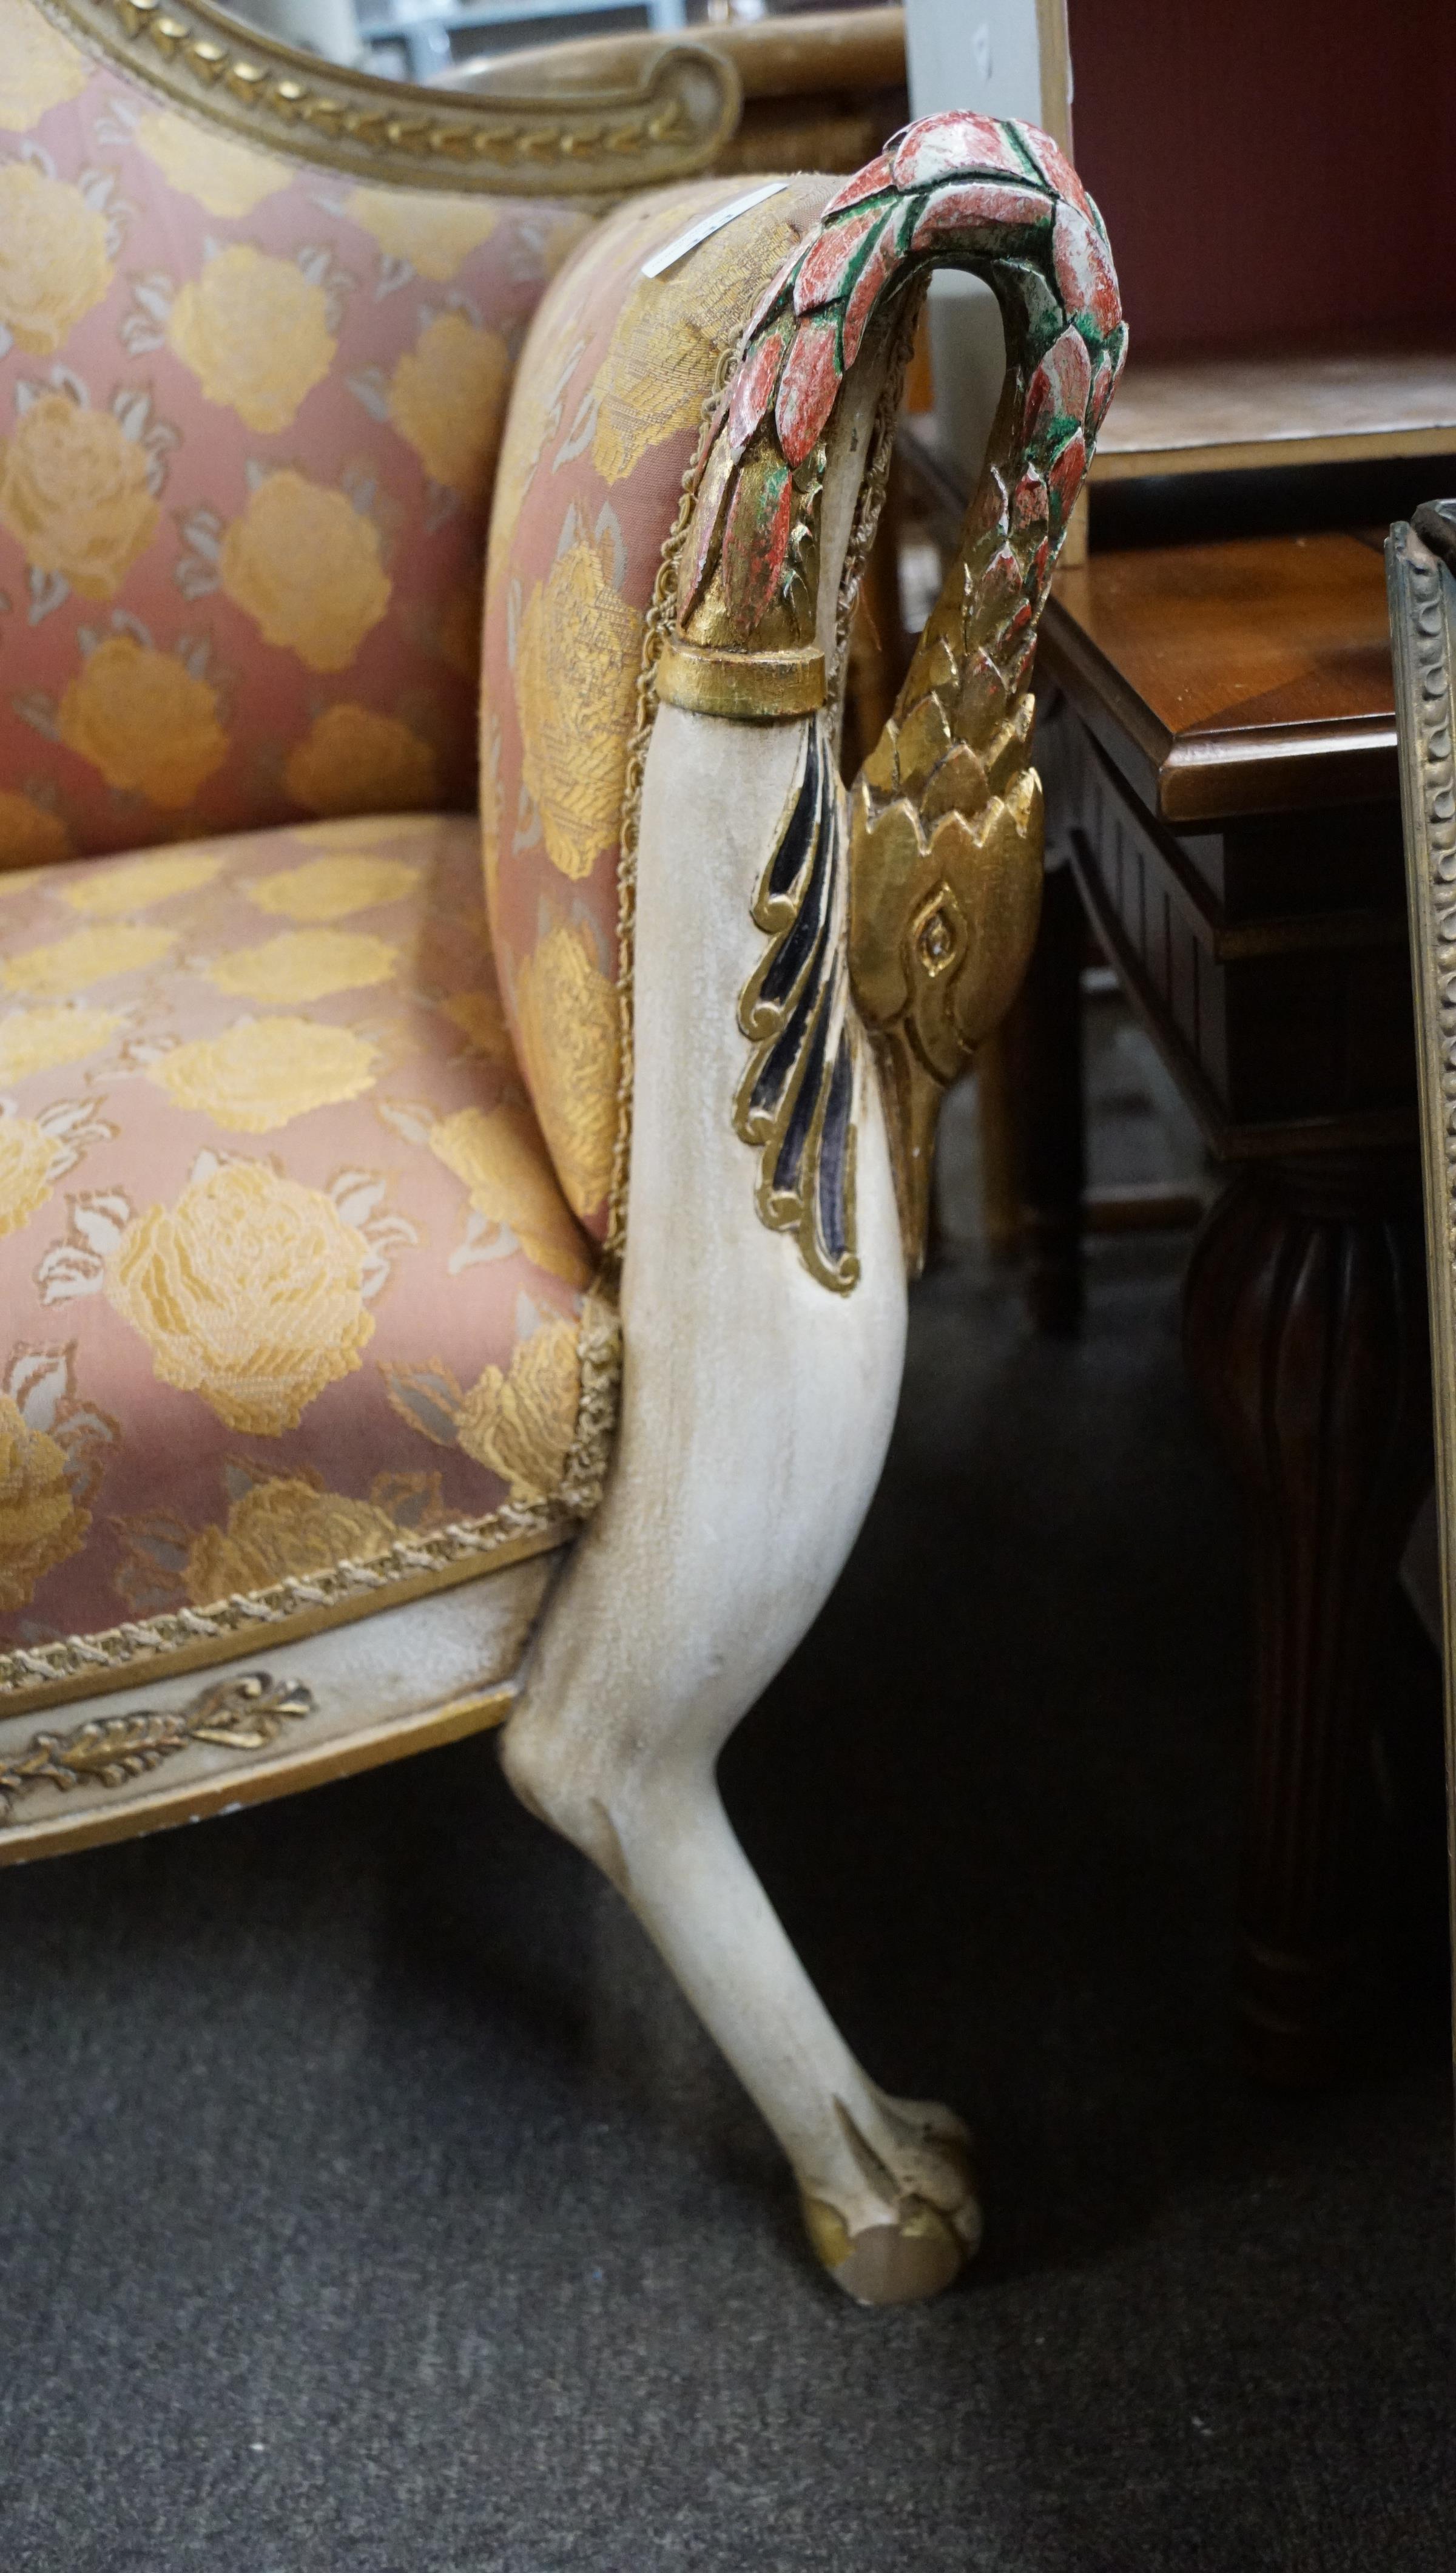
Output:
(0, 0), (734, 865)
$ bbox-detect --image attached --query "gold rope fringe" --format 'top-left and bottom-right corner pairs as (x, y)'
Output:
(0, 1287), (624, 1709)
(606, 343), (743, 1268)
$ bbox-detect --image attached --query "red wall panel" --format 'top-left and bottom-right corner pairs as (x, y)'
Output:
(1066, 0), (1456, 353)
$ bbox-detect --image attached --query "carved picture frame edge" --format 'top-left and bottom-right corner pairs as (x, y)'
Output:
(1388, 512), (1456, 2033)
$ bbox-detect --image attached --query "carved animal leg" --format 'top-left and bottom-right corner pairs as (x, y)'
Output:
(1183, 1155), (1432, 2082)
(503, 1543), (981, 2306)
(502, 708), (979, 2304)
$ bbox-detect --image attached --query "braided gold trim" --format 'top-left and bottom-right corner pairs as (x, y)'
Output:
(35, 0), (740, 194)
(0, 1672), (518, 1864)
(604, 351), (739, 1267)
(0, 1286), (620, 1714)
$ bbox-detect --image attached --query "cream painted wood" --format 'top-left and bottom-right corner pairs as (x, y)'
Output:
(0, 1550), (559, 1863)
(500, 707), (980, 2306)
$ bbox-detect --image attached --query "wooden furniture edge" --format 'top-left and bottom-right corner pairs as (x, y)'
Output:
(1069, 817), (1414, 1165)
(1041, 589), (1398, 823)
(1077, 729), (1405, 962)
(1032, 0), (1073, 154)
(1092, 422), (1456, 482)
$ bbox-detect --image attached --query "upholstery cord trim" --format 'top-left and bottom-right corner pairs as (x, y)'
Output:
(0, 1288), (621, 1706)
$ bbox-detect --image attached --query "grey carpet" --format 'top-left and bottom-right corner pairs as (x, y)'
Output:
(1, 1108), (1452, 2569)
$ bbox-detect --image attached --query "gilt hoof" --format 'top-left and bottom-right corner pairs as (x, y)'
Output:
(801, 2183), (981, 2307)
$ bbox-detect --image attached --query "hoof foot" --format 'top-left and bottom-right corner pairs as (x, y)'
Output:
(800, 2100), (982, 2307)
(801, 2190), (971, 2305)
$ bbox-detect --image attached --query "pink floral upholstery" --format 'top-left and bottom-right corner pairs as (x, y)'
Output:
(0, 15), (844, 1692)
(0, 0), (589, 864)
(482, 174), (834, 1239)
(0, 811), (598, 1694)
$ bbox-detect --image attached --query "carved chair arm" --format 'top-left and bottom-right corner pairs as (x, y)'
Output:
(662, 111), (1125, 1270)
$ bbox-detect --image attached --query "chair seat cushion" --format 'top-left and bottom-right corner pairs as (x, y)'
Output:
(0, 812), (609, 1708)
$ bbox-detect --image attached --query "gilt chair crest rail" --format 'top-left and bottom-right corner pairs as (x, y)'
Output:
(34, 0), (741, 193)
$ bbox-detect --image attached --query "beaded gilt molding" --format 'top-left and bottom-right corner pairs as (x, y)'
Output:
(36, 0), (740, 192)
(680, 111), (1125, 1279)
(1389, 507), (1456, 1828)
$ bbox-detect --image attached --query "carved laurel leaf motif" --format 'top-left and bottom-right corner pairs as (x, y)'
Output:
(0, 1669), (315, 1814)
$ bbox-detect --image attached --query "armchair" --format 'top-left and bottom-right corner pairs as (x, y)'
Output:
(0, 0), (1123, 2302)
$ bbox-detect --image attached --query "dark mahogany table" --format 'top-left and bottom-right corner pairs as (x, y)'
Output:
(1037, 529), (1431, 2084)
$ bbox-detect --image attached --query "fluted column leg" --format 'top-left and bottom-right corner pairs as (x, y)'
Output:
(1183, 1155), (1432, 2083)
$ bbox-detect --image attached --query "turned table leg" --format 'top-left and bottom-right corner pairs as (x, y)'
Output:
(1182, 1155), (1432, 2084)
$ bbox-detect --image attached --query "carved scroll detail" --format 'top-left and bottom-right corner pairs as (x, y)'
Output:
(35, 0), (738, 194)
(0, 1670), (314, 1816)
(734, 720), (858, 1293)
(686, 111), (1126, 1279)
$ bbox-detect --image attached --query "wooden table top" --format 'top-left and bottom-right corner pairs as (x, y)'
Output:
(1040, 530), (1398, 825)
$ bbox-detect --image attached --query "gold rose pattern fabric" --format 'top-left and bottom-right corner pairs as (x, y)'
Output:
(0, 0), (589, 861)
(482, 175), (834, 1240)
(0, 810), (597, 1679)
